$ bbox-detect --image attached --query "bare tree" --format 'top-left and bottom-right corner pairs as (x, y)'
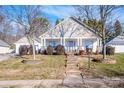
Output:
(8, 5), (49, 60)
(0, 7), (13, 43)
(75, 5), (122, 59)
(51, 17), (83, 44)
(0, 6), (4, 23)
(114, 20), (123, 35)
(0, 18), (12, 42)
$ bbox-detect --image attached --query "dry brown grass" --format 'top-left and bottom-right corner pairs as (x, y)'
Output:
(79, 54), (124, 78)
(0, 55), (65, 80)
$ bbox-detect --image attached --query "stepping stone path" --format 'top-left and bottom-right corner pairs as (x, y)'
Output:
(63, 53), (84, 87)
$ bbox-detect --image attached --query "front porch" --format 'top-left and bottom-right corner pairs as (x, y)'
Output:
(40, 37), (100, 53)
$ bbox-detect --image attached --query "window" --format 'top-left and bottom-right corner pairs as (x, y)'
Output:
(49, 41), (60, 47)
(66, 41), (76, 47)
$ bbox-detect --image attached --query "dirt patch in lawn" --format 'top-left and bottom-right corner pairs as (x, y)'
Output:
(79, 54), (124, 78)
(21, 60), (44, 65)
(92, 58), (116, 64)
(0, 55), (65, 80)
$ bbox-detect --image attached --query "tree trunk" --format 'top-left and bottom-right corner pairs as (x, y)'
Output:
(102, 28), (106, 59)
(103, 41), (106, 59)
(32, 34), (36, 60)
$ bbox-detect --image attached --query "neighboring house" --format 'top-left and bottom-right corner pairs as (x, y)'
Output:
(107, 33), (124, 53)
(14, 37), (41, 55)
(39, 17), (102, 53)
(0, 40), (10, 54)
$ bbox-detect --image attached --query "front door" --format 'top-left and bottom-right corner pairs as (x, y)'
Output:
(66, 40), (76, 52)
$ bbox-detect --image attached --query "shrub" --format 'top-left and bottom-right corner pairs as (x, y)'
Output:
(28, 45), (33, 55)
(42, 49), (47, 55)
(79, 50), (85, 55)
(106, 46), (115, 55)
(74, 50), (79, 55)
(19, 45), (28, 55)
(92, 58), (102, 63)
(46, 45), (53, 55)
(55, 45), (65, 55)
(86, 47), (92, 55)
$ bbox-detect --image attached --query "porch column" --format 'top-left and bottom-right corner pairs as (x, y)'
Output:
(63, 37), (65, 46)
(44, 38), (46, 47)
(40, 38), (43, 47)
(16, 44), (20, 55)
(79, 38), (82, 50)
(40, 38), (43, 50)
(60, 37), (63, 45)
(77, 38), (80, 47)
(43, 38), (46, 48)
(80, 38), (82, 47)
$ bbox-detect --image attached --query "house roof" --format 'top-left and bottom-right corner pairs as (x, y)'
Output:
(0, 40), (10, 47)
(107, 33), (124, 45)
(70, 17), (102, 38)
(39, 17), (101, 39)
(14, 37), (40, 44)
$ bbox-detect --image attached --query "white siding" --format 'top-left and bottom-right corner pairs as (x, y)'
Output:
(92, 40), (97, 52)
(15, 43), (41, 55)
(82, 39), (98, 52)
(0, 46), (10, 54)
(110, 45), (124, 53)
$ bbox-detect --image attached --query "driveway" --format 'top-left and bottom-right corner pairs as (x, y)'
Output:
(0, 54), (13, 62)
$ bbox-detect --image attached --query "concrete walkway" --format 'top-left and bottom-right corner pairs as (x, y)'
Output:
(0, 54), (11, 62)
(62, 55), (84, 87)
(0, 80), (63, 88)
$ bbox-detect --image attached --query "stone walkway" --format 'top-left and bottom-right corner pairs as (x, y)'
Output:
(62, 55), (83, 87)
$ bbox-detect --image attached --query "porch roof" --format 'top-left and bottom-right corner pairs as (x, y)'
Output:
(41, 37), (98, 40)
(14, 37), (40, 44)
(0, 40), (10, 47)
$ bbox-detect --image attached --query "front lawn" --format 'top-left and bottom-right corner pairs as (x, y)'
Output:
(79, 53), (124, 78)
(0, 55), (65, 80)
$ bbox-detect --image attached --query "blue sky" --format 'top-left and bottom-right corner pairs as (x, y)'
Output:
(3, 5), (77, 25)
(2, 5), (124, 28)
(42, 6), (77, 24)
(1, 5), (124, 35)
(3, 5), (124, 25)
(42, 6), (124, 25)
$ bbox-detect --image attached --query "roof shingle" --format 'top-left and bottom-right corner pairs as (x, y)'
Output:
(0, 40), (10, 47)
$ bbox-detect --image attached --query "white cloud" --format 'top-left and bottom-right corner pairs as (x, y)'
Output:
(42, 6), (77, 19)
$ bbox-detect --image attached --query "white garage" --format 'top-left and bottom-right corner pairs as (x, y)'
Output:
(107, 33), (124, 53)
(0, 40), (10, 54)
(14, 37), (41, 55)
